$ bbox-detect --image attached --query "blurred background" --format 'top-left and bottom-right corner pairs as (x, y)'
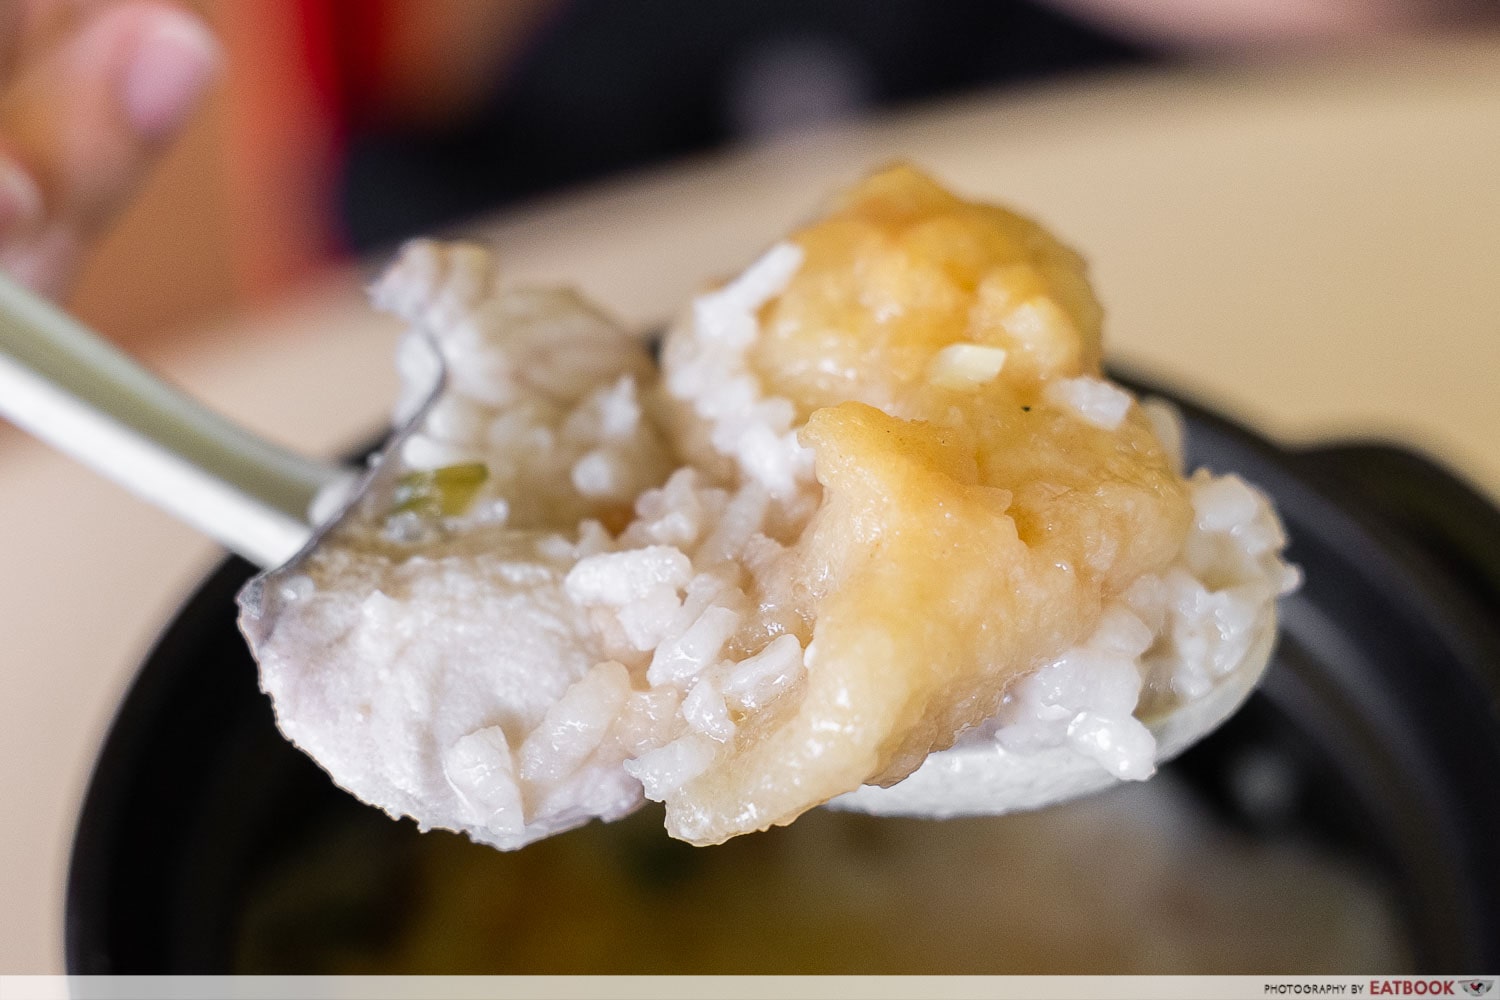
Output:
(66, 0), (1498, 354)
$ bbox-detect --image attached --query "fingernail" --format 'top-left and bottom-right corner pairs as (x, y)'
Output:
(0, 158), (43, 235)
(122, 12), (220, 141)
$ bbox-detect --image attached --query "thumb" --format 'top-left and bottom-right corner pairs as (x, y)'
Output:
(0, 2), (219, 294)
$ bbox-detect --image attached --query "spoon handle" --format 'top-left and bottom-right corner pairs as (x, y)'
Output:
(0, 274), (340, 568)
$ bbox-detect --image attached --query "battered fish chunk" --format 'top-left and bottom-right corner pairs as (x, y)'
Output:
(659, 166), (1190, 842)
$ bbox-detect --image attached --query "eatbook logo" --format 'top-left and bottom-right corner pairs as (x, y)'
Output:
(1461, 982), (1494, 998)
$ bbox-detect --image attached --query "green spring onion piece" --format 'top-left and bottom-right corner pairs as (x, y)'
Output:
(390, 462), (489, 518)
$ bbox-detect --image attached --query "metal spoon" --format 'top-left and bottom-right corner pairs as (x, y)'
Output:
(0, 273), (340, 567)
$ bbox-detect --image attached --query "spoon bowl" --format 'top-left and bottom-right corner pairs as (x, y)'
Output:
(833, 610), (1275, 817)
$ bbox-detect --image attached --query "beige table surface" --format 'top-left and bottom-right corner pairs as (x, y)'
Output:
(3, 37), (1498, 973)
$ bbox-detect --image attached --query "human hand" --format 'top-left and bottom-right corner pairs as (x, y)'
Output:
(0, 0), (218, 298)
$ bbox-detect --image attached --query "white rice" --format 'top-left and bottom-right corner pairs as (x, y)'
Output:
(247, 238), (1297, 850)
(985, 468), (1298, 782)
(1044, 375), (1134, 430)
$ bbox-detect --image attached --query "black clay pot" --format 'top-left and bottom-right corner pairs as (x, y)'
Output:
(64, 380), (1500, 973)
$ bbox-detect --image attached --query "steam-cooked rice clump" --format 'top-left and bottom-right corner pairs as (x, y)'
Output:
(243, 166), (1298, 848)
